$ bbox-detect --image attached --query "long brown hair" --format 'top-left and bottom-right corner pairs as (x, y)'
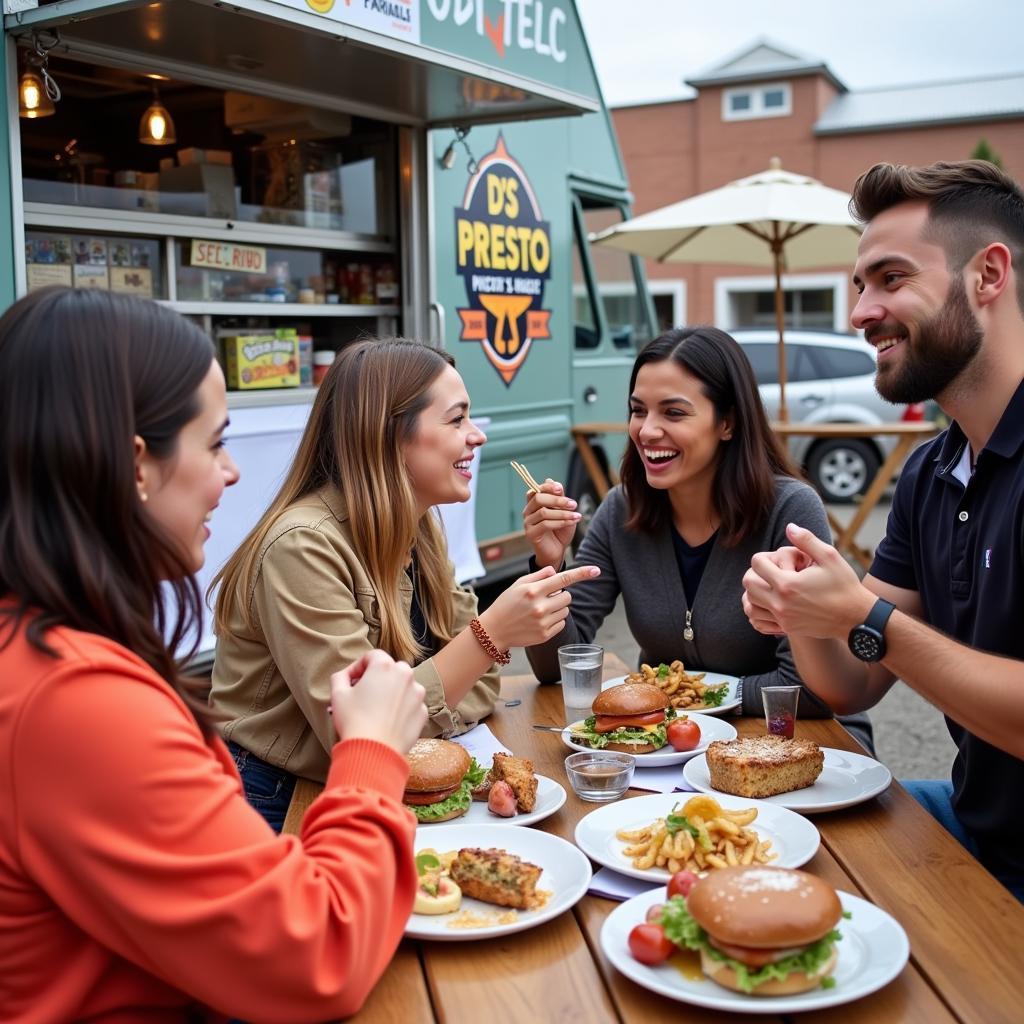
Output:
(0, 287), (217, 728)
(213, 338), (457, 663)
(620, 327), (795, 545)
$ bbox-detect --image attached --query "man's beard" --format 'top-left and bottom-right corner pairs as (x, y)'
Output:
(873, 278), (983, 404)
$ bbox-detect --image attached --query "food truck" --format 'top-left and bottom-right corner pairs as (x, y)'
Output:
(0, 0), (654, 654)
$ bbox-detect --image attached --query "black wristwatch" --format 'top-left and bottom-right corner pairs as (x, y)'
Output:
(848, 598), (896, 662)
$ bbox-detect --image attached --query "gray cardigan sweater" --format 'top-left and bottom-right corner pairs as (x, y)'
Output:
(527, 478), (838, 721)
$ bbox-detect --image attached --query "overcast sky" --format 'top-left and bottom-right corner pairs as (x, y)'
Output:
(577, 0), (1024, 107)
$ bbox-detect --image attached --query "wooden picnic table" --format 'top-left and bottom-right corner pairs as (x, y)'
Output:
(353, 653), (1024, 1023)
(570, 420), (940, 569)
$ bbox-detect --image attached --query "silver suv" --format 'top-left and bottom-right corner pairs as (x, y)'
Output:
(732, 329), (921, 503)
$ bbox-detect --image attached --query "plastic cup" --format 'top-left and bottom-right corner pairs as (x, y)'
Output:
(558, 644), (604, 726)
(762, 685), (801, 738)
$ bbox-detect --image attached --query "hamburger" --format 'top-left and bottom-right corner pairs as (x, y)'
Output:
(569, 682), (675, 754)
(403, 739), (485, 823)
(659, 866), (844, 996)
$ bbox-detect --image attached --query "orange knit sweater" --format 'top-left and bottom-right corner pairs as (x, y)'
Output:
(0, 618), (417, 1022)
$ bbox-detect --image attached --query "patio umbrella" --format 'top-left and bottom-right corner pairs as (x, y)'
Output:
(591, 158), (860, 421)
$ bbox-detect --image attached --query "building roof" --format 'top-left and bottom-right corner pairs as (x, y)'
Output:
(685, 38), (846, 93)
(815, 73), (1024, 134)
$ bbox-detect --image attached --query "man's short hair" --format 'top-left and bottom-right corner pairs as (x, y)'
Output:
(850, 160), (1024, 311)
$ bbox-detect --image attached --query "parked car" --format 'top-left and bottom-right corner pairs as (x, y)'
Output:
(732, 329), (924, 503)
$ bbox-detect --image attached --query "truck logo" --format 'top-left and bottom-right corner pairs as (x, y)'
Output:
(454, 135), (552, 386)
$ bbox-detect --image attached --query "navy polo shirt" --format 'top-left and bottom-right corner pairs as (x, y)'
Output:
(871, 377), (1024, 879)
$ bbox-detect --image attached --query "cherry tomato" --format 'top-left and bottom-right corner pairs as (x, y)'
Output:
(666, 869), (700, 900)
(645, 902), (665, 923)
(666, 719), (701, 752)
(628, 922), (674, 965)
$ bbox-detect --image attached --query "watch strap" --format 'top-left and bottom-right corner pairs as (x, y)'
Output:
(864, 597), (896, 635)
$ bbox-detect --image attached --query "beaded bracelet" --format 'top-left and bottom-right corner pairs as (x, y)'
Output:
(469, 617), (511, 666)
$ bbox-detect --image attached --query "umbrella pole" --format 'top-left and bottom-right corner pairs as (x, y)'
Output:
(772, 234), (788, 423)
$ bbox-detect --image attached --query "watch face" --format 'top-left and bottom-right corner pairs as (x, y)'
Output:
(850, 627), (883, 662)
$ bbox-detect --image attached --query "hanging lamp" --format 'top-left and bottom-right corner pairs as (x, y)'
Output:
(18, 31), (60, 119)
(139, 85), (176, 145)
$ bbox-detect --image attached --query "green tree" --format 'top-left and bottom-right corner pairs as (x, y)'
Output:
(970, 138), (1004, 168)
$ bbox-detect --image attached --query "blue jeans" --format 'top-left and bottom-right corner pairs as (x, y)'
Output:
(228, 741), (296, 834)
(903, 779), (1024, 903)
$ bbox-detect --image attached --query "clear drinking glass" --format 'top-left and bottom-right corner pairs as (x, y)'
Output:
(762, 685), (801, 738)
(558, 643), (604, 726)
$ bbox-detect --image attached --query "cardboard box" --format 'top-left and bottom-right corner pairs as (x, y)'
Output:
(159, 163), (237, 219)
(223, 333), (300, 390)
(178, 147), (233, 167)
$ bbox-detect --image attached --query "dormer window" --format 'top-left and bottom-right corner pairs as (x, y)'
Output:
(723, 82), (792, 121)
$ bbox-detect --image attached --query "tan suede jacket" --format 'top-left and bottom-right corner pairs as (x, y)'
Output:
(210, 486), (500, 783)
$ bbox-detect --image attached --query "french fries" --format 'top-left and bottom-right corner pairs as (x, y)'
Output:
(627, 660), (729, 710)
(615, 795), (776, 874)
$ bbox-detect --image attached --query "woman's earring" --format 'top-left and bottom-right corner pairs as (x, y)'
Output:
(139, 490), (148, 503)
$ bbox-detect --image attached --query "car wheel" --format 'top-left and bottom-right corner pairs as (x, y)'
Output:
(806, 438), (881, 504)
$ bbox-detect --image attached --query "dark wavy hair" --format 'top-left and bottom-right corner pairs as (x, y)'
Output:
(620, 326), (796, 545)
(851, 160), (1024, 312)
(0, 287), (216, 729)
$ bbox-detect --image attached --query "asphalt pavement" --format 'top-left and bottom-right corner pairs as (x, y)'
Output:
(496, 497), (958, 781)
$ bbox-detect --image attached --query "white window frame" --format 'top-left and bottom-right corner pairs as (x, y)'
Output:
(714, 272), (847, 333)
(584, 278), (686, 329)
(722, 81), (792, 121)
(646, 279), (687, 329)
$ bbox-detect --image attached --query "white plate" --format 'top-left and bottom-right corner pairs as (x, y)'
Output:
(417, 775), (566, 830)
(575, 792), (820, 883)
(405, 823), (591, 941)
(602, 671), (742, 717)
(683, 747), (893, 813)
(601, 886), (909, 1014)
(562, 712), (737, 767)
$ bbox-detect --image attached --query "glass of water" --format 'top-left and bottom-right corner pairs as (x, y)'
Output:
(558, 643), (604, 726)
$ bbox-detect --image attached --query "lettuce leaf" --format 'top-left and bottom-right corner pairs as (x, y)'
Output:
(572, 708), (676, 750)
(659, 895), (842, 994)
(409, 757), (484, 823)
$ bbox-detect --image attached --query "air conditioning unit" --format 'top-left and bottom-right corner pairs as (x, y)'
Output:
(224, 92), (352, 141)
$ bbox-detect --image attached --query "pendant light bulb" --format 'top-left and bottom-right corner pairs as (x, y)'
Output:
(19, 68), (55, 119)
(139, 85), (176, 145)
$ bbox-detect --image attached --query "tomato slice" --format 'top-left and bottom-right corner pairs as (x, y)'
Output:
(593, 710), (666, 733)
(403, 784), (459, 805)
(707, 937), (808, 967)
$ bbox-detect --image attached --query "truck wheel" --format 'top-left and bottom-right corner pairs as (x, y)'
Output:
(806, 439), (880, 504)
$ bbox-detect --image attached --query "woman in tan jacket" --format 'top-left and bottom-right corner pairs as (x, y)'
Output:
(211, 338), (597, 830)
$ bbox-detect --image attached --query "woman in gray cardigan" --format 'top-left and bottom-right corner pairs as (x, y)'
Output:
(524, 326), (872, 749)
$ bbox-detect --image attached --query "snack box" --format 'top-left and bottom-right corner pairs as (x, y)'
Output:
(223, 331), (300, 389)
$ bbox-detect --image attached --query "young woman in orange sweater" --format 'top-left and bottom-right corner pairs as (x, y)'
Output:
(0, 287), (428, 1023)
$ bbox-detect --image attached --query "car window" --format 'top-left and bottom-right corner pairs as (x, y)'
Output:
(739, 342), (818, 385)
(809, 346), (875, 379)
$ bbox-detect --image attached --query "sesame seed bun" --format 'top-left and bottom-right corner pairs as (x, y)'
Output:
(592, 682), (669, 717)
(687, 866), (841, 949)
(405, 739), (471, 794)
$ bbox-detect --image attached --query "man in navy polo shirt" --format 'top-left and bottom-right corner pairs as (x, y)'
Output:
(742, 159), (1024, 901)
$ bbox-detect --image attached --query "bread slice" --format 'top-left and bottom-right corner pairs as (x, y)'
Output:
(451, 847), (542, 909)
(706, 736), (824, 798)
(490, 752), (538, 812)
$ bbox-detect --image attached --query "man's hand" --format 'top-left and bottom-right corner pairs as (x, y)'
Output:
(742, 524), (875, 640)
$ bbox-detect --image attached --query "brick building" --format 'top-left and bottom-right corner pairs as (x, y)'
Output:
(608, 39), (1024, 333)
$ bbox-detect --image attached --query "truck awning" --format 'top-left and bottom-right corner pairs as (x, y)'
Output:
(6, 0), (600, 126)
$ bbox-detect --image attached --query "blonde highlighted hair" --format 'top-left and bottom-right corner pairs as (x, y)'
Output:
(212, 338), (457, 663)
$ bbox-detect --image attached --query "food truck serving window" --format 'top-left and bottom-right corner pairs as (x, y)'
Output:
(18, 53), (402, 398)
